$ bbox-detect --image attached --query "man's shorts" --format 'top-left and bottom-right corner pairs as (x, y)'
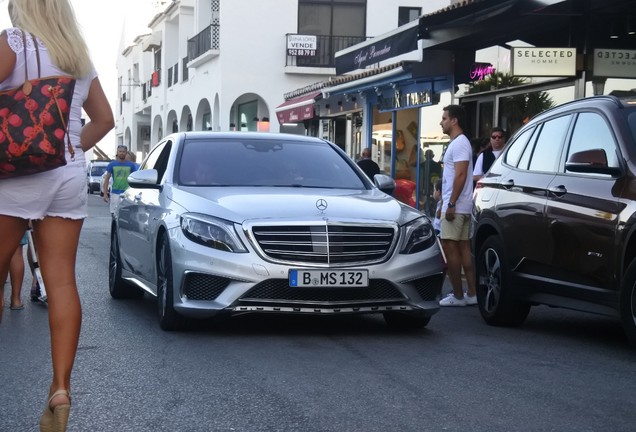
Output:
(440, 213), (471, 241)
(109, 193), (122, 214)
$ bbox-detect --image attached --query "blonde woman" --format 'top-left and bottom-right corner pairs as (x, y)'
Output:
(0, 1), (114, 431)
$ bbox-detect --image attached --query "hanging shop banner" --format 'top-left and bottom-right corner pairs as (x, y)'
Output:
(287, 35), (317, 57)
(511, 47), (577, 77)
(335, 23), (419, 75)
(593, 49), (636, 79)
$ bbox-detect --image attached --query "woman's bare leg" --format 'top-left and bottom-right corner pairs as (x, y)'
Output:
(9, 244), (25, 308)
(33, 217), (83, 407)
(0, 215), (29, 321)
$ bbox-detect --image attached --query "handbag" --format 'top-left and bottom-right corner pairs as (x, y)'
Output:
(0, 30), (76, 179)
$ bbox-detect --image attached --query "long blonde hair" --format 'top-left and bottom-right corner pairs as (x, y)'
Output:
(8, 0), (92, 78)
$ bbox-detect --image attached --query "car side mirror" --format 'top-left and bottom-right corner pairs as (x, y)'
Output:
(374, 174), (395, 195)
(565, 149), (621, 176)
(127, 169), (162, 189)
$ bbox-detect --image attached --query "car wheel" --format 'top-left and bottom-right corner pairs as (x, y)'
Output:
(157, 235), (187, 331)
(383, 312), (431, 330)
(476, 236), (530, 326)
(620, 259), (636, 346)
(109, 228), (143, 299)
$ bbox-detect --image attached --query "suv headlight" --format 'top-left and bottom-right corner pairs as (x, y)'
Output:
(180, 213), (247, 253)
(399, 216), (435, 254)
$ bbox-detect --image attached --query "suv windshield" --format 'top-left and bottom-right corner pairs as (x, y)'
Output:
(91, 166), (107, 176)
(628, 110), (636, 145)
(178, 138), (367, 189)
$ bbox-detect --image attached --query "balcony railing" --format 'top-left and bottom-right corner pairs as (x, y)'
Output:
(188, 24), (220, 62)
(285, 34), (366, 68)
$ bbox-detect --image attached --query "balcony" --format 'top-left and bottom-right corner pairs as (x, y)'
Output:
(187, 24), (220, 68)
(285, 34), (366, 71)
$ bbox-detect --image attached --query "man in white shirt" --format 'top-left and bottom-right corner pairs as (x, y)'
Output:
(473, 127), (506, 182)
(438, 105), (477, 306)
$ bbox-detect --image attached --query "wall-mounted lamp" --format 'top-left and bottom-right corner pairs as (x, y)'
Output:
(628, 17), (635, 35)
(230, 122), (236, 131)
(257, 116), (270, 132)
(338, 100), (343, 112)
(253, 116), (260, 122)
(325, 103), (330, 114)
(592, 78), (606, 96)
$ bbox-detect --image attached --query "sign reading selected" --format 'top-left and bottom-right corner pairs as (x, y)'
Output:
(511, 47), (577, 77)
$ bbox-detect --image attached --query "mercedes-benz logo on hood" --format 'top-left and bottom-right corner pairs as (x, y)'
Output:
(316, 199), (328, 212)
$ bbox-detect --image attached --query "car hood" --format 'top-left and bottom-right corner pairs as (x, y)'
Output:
(170, 186), (420, 225)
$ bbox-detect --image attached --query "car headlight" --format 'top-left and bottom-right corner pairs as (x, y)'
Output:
(180, 213), (247, 253)
(399, 216), (435, 254)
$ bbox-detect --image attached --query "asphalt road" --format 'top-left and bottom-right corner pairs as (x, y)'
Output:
(1, 194), (635, 431)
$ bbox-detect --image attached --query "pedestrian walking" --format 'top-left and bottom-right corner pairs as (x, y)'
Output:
(103, 145), (138, 214)
(438, 105), (477, 306)
(0, 1), (114, 430)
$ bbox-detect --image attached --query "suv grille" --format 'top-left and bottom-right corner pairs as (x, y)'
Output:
(251, 224), (396, 265)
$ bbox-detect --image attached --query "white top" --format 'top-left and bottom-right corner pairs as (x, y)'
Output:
(473, 149), (503, 176)
(0, 28), (97, 167)
(441, 134), (473, 214)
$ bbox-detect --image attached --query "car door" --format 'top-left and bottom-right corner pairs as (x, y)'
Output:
(119, 139), (171, 282)
(544, 111), (622, 299)
(493, 116), (571, 275)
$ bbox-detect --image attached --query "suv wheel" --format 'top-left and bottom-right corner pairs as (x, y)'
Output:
(109, 228), (143, 299)
(476, 236), (530, 326)
(620, 259), (636, 346)
(157, 235), (187, 331)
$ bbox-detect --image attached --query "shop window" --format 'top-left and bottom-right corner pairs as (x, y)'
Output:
(398, 7), (421, 26)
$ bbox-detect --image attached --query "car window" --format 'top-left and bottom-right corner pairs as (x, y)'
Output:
(142, 140), (168, 171)
(178, 138), (367, 189)
(504, 127), (535, 168)
(527, 115), (572, 173)
(628, 110), (636, 144)
(565, 112), (619, 174)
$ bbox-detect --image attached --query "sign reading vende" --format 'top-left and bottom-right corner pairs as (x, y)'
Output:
(287, 35), (317, 57)
(511, 47), (577, 77)
(593, 49), (636, 79)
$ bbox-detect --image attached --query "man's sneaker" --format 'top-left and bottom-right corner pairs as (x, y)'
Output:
(465, 294), (478, 306)
(439, 293), (467, 307)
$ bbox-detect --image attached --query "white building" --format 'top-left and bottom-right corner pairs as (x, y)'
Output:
(115, 0), (452, 159)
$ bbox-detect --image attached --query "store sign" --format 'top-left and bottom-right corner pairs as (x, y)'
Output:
(335, 24), (419, 75)
(287, 35), (317, 57)
(378, 90), (433, 112)
(470, 63), (496, 81)
(511, 47), (577, 77)
(593, 49), (636, 78)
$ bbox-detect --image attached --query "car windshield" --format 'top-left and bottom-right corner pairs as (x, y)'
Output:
(177, 138), (368, 189)
(91, 166), (107, 176)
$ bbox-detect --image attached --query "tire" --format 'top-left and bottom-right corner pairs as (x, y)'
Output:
(157, 235), (187, 331)
(109, 227), (143, 299)
(620, 259), (636, 346)
(383, 312), (431, 330)
(475, 236), (530, 326)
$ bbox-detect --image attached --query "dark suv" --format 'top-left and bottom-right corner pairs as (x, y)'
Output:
(472, 95), (636, 344)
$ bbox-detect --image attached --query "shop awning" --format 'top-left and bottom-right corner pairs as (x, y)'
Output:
(275, 91), (322, 124)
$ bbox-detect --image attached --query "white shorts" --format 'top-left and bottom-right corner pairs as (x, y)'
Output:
(0, 164), (87, 220)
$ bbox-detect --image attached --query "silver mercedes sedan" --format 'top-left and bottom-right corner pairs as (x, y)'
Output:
(109, 132), (445, 330)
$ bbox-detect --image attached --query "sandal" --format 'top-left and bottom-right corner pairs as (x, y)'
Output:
(39, 390), (71, 432)
(10, 303), (24, 310)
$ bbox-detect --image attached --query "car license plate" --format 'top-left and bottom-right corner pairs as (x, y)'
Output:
(289, 270), (369, 287)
